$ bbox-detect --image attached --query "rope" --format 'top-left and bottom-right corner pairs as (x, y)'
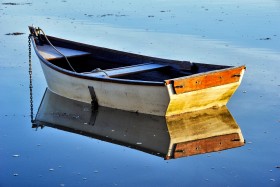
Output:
(83, 68), (109, 77)
(92, 68), (109, 76)
(37, 28), (77, 72)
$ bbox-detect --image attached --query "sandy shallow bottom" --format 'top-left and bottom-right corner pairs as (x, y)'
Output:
(0, 1), (279, 186)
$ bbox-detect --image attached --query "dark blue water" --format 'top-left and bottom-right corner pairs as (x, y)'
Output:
(0, 1), (279, 186)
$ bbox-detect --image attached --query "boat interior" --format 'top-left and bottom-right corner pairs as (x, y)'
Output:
(35, 34), (231, 82)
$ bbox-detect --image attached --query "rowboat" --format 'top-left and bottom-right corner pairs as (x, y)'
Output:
(35, 89), (245, 159)
(29, 26), (246, 116)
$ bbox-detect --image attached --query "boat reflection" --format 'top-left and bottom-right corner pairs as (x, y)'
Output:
(34, 89), (245, 160)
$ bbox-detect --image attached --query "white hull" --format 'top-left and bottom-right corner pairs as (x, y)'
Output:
(40, 60), (170, 116)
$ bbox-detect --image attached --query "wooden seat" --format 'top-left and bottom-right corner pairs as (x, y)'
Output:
(37, 44), (90, 60)
(84, 63), (168, 78)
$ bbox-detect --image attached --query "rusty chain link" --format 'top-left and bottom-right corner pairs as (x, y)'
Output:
(28, 35), (34, 124)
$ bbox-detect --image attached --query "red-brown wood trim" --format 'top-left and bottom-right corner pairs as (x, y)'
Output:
(173, 133), (244, 158)
(171, 66), (245, 94)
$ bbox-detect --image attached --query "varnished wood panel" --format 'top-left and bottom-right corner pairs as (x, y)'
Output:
(172, 66), (246, 94)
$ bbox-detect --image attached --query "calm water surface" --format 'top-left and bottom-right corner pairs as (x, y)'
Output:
(0, 1), (279, 186)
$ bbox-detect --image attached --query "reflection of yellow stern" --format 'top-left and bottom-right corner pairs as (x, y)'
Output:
(165, 106), (244, 159)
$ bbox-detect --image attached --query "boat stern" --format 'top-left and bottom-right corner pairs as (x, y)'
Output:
(165, 65), (246, 116)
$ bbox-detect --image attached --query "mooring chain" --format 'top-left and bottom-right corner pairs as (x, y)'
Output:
(28, 35), (34, 124)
